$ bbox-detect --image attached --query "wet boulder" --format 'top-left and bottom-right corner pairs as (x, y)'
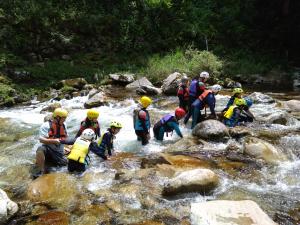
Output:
(229, 126), (253, 138)
(243, 137), (287, 164)
(136, 85), (162, 96)
(84, 92), (107, 108)
(248, 92), (275, 104)
(161, 72), (183, 95)
(109, 73), (135, 85)
(0, 188), (18, 224)
(162, 168), (219, 196)
(40, 102), (61, 113)
(191, 200), (277, 225)
(224, 78), (242, 88)
(285, 100), (300, 112)
(54, 78), (88, 90)
(27, 173), (80, 210)
(126, 77), (153, 90)
(192, 120), (229, 141)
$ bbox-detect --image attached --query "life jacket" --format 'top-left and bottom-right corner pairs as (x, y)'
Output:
(198, 89), (212, 101)
(224, 105), (238, 119)
(48, 120), (67, 140)
(177, 84), (189, 101)
(67, 138), (90, 164)
(133, 108), (150, 131)
(97, 131), (114, 149)
(79, 119), (100, 137)
(189, 80), (198, 97)
(160, 114), (178, 132)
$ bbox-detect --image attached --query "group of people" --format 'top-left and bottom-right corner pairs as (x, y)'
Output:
(176, 71), (255, 128)
(34, 71), (254, 178)
(34, 108), (122, 177)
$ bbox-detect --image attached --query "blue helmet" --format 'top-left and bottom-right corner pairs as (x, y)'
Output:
(244, 97), (253, 107)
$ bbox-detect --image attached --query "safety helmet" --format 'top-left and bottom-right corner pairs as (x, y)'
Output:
(211, 84), (222, 93)
(53, 108), (68, 118)
(87, 109), (99, 120)
(235, 98), (247, 106)
(81, 128), (95, 141)
(110, 121), (123, 128)
(233, 88), (244, 95)
(139, 96), (152, 108)
(175, 107), (186, 119)
(244, 97), (253, 107)
(181, 75), (189, 83)
(199, 71), (210, 78)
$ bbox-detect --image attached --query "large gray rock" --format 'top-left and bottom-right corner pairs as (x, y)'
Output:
(0, 189), (18, 224)
(136, 85), (162, 95)
(243, 137), (287, 164)
(191, 200), (277, 225)
(162, 168), (219, 196)
(285, 100), (300, 112)
(126, 77), (153, 89)
(84, 92), (107, 108)
(248, 92), (275, 104)
(109, 73), (135, 85)
(192, 120), (229, 141)
(161, 72), (183, 95)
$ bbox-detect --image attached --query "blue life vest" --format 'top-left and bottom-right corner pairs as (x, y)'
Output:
(134, 108), (150, 131)
(160, 114), (177, 132)
(189, 79), (198, 97)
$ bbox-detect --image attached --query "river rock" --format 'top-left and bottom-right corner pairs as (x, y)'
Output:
(84, 92), (107, 108)
(55, 78), (88, 90)
(27, 173), (80, 210)
(0, 188), (18, 224)
(162, 168), (219, 196)
(191, 200), (277, 225)
(192, 120), (229, 141)
(262, 111), (290, 125)
(161, 72), (183, 95)
(229, 126), (253, 138)
(109, 73), (135, 85)
(36, 211), (69, 225)
(243, 137), (287, 163)
(136, 85), (162, 95)
(224, 78), (242, 88)
(285, 100), (300, 112)
(40, 102), (61, 113)
(248, 92), (275, 104)
(126, 77), (153, 89)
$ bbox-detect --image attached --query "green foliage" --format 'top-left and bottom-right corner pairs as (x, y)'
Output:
(143, 49), (223, 84)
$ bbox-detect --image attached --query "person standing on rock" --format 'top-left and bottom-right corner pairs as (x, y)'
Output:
(177, 75), (190, 112)
(133, 96), (152, 145)
(191, 84), (222, 129)
(153, 108), (186, 141)
(184, 71), (210, 124)
(90, 121), (122, 160)
(34, 108), (69, 178)
(75, 108), (101, 138)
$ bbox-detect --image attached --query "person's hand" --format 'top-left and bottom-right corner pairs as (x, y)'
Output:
(52, 139), (60, 144)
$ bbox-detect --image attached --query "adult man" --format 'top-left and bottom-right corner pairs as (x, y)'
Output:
(34, 108), (69, 178)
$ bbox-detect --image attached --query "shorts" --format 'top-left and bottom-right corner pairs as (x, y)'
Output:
(37, 144), (67, 167)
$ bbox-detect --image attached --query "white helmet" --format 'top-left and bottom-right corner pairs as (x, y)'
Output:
(81, 128), (95, 141)
(210, 84), (222, 93)
(199, 71), (210, 78)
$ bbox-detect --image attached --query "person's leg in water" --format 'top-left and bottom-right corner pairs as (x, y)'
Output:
(184, 96), (196, 124)
(191, 99), (202, 129)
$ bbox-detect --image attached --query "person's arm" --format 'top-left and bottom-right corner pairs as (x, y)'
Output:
(89, 142), (107, 160)
(39, 137), (60, 145)
(243, 109), (255, 120)
(168, 121), (183, 138)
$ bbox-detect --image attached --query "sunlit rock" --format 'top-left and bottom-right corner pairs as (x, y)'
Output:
(161, 72), (184, 95)
(229, 126), (253, 138)
(248, 92), (275, 104)
(0, 188), (18, 224)
(126, 77), (153, 89)
(54, 78), (87, 90)
(191, 200), (277, 225)
(284, 100), (300, 112)
(162, 168), (219, 196)
(74, 204), (111, 225)
(27, 173), (80, 210)
(164, 136), (200, 152)
(84, 92), (107, 108)
(40, 102), (61, 113)
(192, 120), (229, 141)
(136, 85), (162, 96)
(243, 137), (287, 164)
(109, 73), (135, 85)
(35, 211), (69, 225)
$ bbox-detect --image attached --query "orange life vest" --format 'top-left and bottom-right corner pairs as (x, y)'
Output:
(198, 89), (212, 101)
(48, 120), (67, 140)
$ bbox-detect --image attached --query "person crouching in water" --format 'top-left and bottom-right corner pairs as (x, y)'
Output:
(67, 128), (95, 172)
(222, 88), (244, 113)
(223, 98), (254, 127)
(133, 96), (152, 145)
(90, 121), (122, 160)
(75, 108), (101, 139)
(177, 75), (189, 112)
(191, 84), (222, 129)
(153, 108), (186, 141)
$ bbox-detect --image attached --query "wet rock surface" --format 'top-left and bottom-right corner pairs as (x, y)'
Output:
(0, 188), (18, 224)
(192, 119), (229, 141)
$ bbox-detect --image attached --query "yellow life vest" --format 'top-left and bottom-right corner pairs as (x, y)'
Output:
(224, 105), (237, 119)
(67, 138), (90, 164)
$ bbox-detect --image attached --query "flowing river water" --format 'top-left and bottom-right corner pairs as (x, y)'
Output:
(0, 90), (300, 224)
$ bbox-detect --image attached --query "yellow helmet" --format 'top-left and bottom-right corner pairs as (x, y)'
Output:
(233, 88), (244, 95)
(139, 96), (152, 108)
(234, 98), (246, 106)
(87, 109), (99, 120)
(53, 108), (68, 118)
(110, 121), (122, 128)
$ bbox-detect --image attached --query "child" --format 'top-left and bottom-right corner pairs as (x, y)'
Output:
(76, 108), (100, 138)
(90, 121), (122, 160)
(67, 128), (95, 172)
